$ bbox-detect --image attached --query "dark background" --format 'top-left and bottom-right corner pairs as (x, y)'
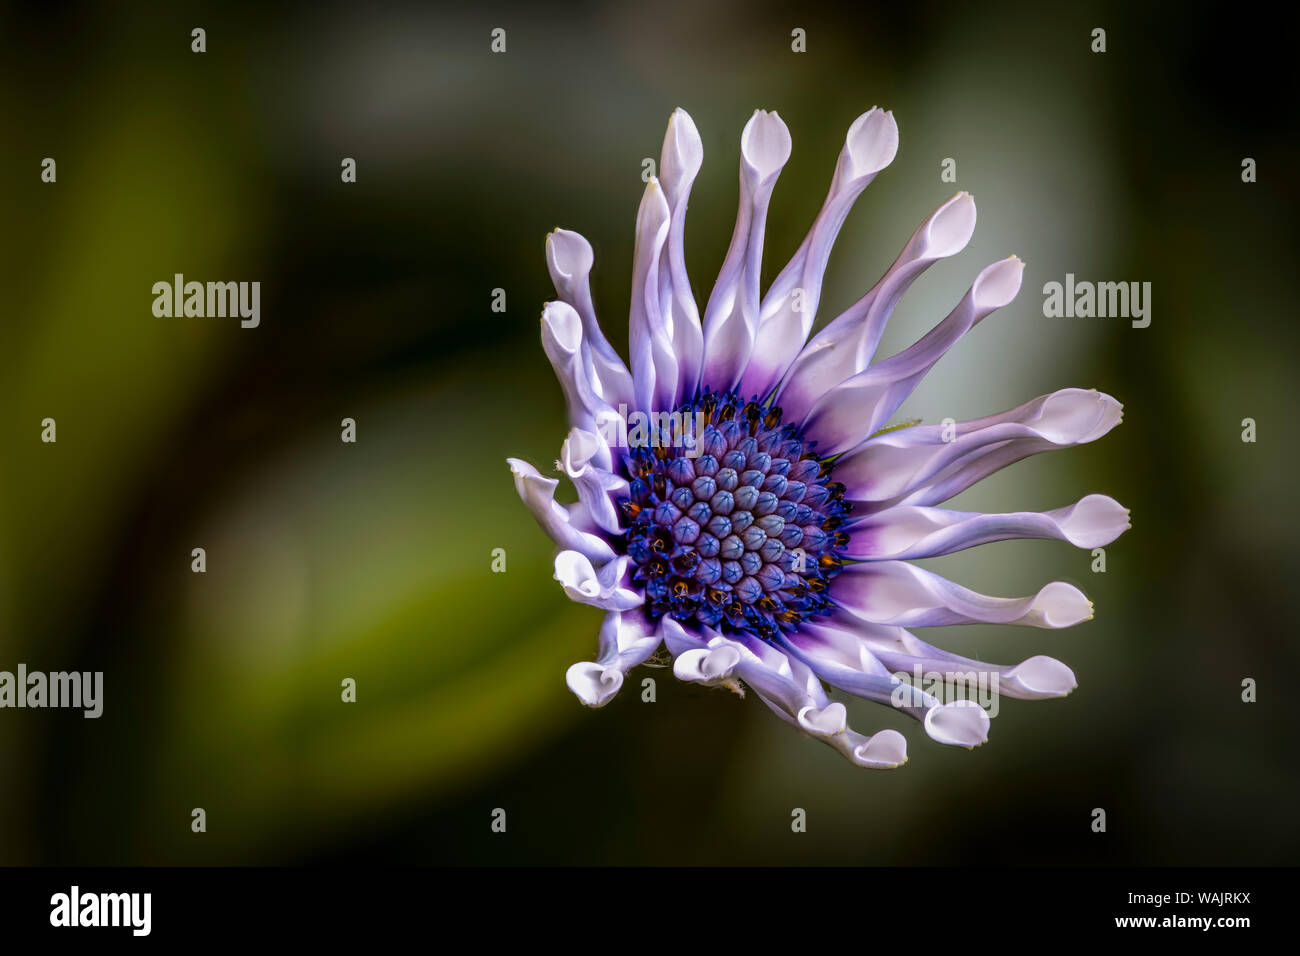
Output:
(0, 0), (1296, 865)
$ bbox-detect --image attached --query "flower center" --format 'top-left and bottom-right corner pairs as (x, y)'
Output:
(618, 390), (850, 641)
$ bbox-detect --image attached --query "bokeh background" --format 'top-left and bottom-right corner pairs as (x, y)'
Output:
(1, 0), (1296, 865)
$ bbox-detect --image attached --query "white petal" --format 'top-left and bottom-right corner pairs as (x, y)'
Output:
(553, 551), (643, 611)
(836, 561), (1094, 629)
(923, 700), (990, 748)
(672, 640), (743, 684)
(628, 178), (678, 412)
(562, 608), (665, 708)
(700, 110), (792, 393)
(797, 701), (848, 737)
(844, 494), (1131, 560)
(672, 648), (711, 681)
(659, 109), (706, 404)
(508, 458), (615, 562)
(540, 301), (621, 431)
(778, 191), (977, 422)
(661, 108), (704, 207)
(670, 628), (908, 770)
(565, 662), (625, 708)
(850, 729), (908, 768)
(546, 229), (636, 409)
(658, 615), (707, 657)
(781, 626), (940, 717)
(744, 109), (794, 178)
(846, 617), (1081, 701)
(1050, 494), (1132, 548)
(804, 255), (1024, 454)
(781, 625), (993, 753)
(835, 388), (1124, 509)
(594, 607), (662, 668)
(558, 428), (627, 533)
(743, 108), (899, 398)
(839, 107), (899, 182)
(1002, 655), (1077, 697)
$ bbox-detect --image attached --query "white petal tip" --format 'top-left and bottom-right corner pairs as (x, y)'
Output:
(853, 729), (908, 768)
(507, 457), (553, 497)
(559, 427), (602, 475)
(1007, 655), (1078, 697)
(1059, 494), (1132, 547)
(924, 192), (978, 258)
(1037, 389), (1124, 444)
(741, 110), (793, 179)
(566, 661), (624, 708)
(924, 700), (991, 747)
(540, 301), (583, 353)
(1035, 581), (1094, 627)
(797, 702), (848, 737)
(664, 109), (703, 173)
(1091, 394), (1124, 439)
(972, 256), (1025, 309)
(672, 644), (741, 684)
(553, 549), (594, 585)
(545, 229), (594, 278)
(844, 107), (899, 178)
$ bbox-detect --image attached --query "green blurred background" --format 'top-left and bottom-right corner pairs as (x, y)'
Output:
(1, 0), (1296, 865)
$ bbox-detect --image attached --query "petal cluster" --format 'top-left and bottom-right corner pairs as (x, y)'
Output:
(510, 107), (1129, 768)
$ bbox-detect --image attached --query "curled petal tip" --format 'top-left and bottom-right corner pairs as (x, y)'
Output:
(972, 256), (1025, 310)
(635, 177), (670, 229)
(566, 661), (624, 708)
(844, 107), (899, 178)
(924, 700), (991, 748)
(540, 300), (583, 352)
(853, 729), (908, 769)
(673, 643), (742, 683)
(1033, 389), (1122, 444)
(1089, 397), (1124, 439)
(797, 702), (848, 737)
(1006, 655), (1078, 697)
(553, 551), (642, 610)
(923, 191), (977, 258)
(664, 109), (703, 169)
(558, 427), (601, 474)
(507, 456), (549, 492)
(1056, 494), (1132, 547)
(546, 229), (594, 278)
(1033, 581), (1094, 627)
(741, 110), (793, 179)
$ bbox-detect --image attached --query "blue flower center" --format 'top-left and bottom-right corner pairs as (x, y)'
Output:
(618, 390), (851, 642)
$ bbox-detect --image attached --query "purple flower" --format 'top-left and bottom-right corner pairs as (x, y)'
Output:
(509, 108), (1129, 768)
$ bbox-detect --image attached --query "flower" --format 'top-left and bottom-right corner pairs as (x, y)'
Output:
(508, 107), (1129, 768)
